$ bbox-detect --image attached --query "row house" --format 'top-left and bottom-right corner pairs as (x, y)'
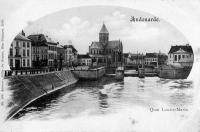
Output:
(63, 45), (78, 66)
(8, 31), (32, 70)
(57, 45), (65, 69)
(145, 53), (158, 66)
(145, 52), (168, 66)
(167, 44), (193, 67)
(123, 53), (145, 65)
(77, 54), (92, 66)
(28, 34), (58, 68)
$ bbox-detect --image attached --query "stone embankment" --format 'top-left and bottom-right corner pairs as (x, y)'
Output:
(6, 70), (78, 120)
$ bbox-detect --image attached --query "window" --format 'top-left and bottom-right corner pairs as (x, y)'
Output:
(23, 59), (25, 67)
(11, 43), (13, 48)
(178, 55), (181, 61)
(16, 49), (19, 56)
(27, 59), (30, 67)
(16, 41), (19, 47)
(23, 49), (26, 56)
(10, 59), (13, 67)
(10, 49), (13, 56)
(27, 50), (30, 56)
(182, 55), (185, 58)
(27, 42), (30, 48)
(175, 55), (177, 61)
(23, 42), (25, 47)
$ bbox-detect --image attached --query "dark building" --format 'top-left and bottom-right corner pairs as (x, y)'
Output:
(89, 23), (123, 67)
(57, 45), (65, 70)
(28, 34), (58, 68)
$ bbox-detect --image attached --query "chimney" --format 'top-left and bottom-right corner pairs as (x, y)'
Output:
(21, 30), (25, 36)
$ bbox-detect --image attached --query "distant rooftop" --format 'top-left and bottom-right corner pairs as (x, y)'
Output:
(14, 33), (31, 41)
(169, 44), (193, 54)
(28, 34), (57, 45)
(63, 45), (77, 52)
(99, 23), (109, 34)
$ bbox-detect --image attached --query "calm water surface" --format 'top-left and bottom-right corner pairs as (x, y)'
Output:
(13, 76), (193, 121)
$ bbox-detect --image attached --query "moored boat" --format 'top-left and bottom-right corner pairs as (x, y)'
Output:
(138, 67), (145, 78)
(115, 66), (124, 80)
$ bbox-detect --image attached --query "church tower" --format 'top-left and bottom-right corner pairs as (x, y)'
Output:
(99, 23), (109, 46)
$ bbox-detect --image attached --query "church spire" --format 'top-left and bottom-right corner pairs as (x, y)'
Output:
(99, 23), (109, 34)
(99, 23), (109, 45)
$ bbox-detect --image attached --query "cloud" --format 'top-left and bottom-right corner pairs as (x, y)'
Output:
(24, 9), (187, 54)
(103, 11), (161, 42)
(52, 16), (91, 42)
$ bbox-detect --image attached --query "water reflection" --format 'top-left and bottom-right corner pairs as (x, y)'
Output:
(7, 76), (193, 120)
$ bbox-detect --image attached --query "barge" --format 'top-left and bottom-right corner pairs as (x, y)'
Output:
(71, 67), (106, 80)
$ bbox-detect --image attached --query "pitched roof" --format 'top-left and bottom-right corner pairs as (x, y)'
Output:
(15, 34), (31, 41)
(145, 53), (158, 58)
(78, 54), (91, 59)
(90, 40), (122, 50)
(130, 54), (144, 60)
(63, 45), (77, 52)
(90, 42), (103, 49)
(123, 53), (129, 58)
(99, 23), (109, 34)
(106, 40), (121, 49)
(28, 34), (47, 46)
(28, 34), (57, 43)
(168, 44), (193, 54)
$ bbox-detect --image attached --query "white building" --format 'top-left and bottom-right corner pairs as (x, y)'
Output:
(63, 45), (78, 66)
(167, 44), (193, 67)
(78, 54), (92, 66)
(145, 53), (158, 66)
(8, 32), (32, 69)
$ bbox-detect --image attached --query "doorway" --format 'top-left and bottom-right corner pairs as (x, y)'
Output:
(15, 59), (20, 70)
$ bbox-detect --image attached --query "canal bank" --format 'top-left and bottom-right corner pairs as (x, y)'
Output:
(6, 70), (78, 120)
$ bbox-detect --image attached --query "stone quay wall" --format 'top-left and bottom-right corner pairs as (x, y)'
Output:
(6, 70), (78, 120)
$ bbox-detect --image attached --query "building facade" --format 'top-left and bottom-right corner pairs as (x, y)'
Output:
(57, 45), (65, 69)
(8, 32), (32, 69)
(28, 34), (58, 68)
(78, 54), (92, 66)
(145, 53), (158, 66)
(167, 44), (193, 67)
(63, 45), (78, 66)
(145, 52), (168, 66)
(89, 23), (123, 67)
(124, 53), (144, 65)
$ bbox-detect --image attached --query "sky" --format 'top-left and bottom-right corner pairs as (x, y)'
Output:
(22, 6), (188, 54)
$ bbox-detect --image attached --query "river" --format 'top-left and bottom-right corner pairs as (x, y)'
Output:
(3, 76), (194, 132)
